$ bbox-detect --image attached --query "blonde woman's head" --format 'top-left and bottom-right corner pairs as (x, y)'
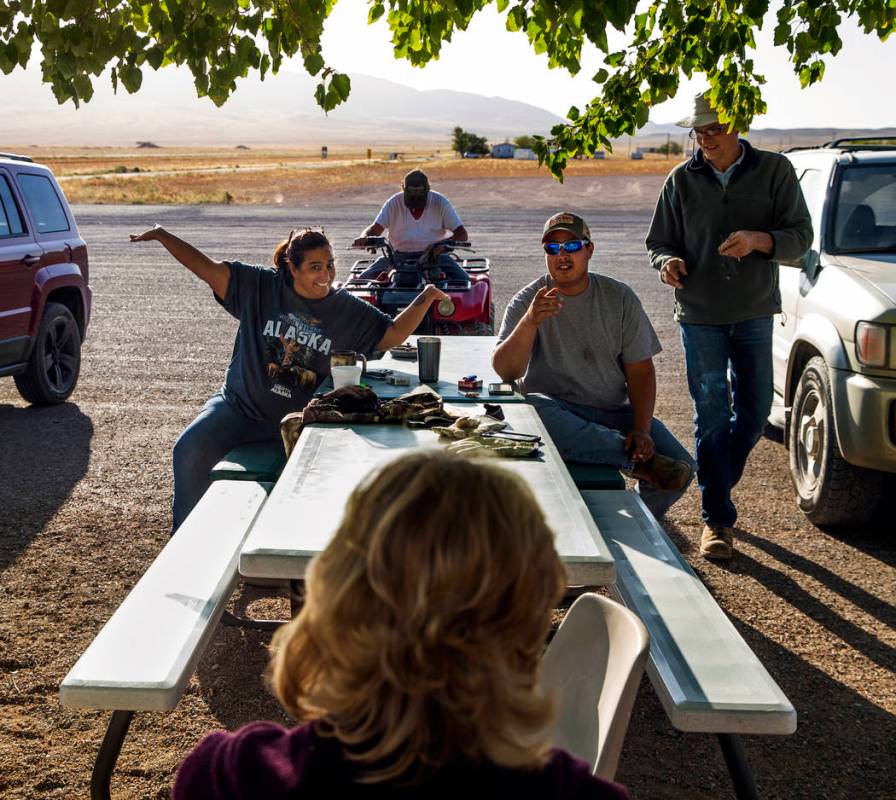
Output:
(270, 448), (567, 782)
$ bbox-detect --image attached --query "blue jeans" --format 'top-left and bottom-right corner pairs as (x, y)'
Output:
(172, 392), (281, 533)
(680, 317), (774, 527)
(526, 394), (696, 519)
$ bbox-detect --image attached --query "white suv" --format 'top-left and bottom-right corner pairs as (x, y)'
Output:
(773, 139), (896, 526)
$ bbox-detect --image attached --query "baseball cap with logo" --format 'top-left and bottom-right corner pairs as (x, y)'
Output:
(402, 170), (430, 209)
(542, 212), (591, 242)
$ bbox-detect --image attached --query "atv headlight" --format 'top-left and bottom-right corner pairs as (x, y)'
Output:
(437, 298), (456, 317)
(855, 321), (894, 368)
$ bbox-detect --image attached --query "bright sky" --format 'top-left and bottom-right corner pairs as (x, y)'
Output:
(320, 0), (896, 128)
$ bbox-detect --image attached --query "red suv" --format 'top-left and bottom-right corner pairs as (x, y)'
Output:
(0, 153), (90, 404)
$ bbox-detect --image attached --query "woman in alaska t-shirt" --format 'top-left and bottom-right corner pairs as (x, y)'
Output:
(129, 226), (448, 531)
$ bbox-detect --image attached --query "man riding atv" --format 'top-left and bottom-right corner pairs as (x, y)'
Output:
(352, 169), (469, 282)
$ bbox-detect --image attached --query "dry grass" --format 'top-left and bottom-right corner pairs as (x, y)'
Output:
(14, 146), (679, 204)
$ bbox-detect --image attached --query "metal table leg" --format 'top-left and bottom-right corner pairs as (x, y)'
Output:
(289, 579), (304, 617)
(221, 609), (283, 631)
(91, 710), (133, 800)
(718, 733), (760, 800)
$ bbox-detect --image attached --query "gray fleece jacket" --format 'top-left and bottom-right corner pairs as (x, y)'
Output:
(646, 139), (812, 324)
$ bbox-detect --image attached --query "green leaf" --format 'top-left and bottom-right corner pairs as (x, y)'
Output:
(606, 51), (625, 67)
(592, 67), (609, 83)
(368, 2), (385, 24)
(635, 102), (649, 128)
(146, 45), (164, 70)
(773, 22), (790, 46)
(119, 63), (142, 93)
(303, 50), (325, 75)
(331, 72), (351, 101)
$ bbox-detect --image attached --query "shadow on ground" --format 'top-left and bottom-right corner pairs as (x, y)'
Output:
(618, 614), (896, 799)
(0, 402), (93, 570)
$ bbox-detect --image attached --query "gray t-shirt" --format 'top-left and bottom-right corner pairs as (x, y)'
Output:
(217, 261), (392, 422)
(497, 273), (661, 409)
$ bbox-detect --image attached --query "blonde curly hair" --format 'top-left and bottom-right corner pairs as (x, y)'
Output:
(269, 448), (567, 783)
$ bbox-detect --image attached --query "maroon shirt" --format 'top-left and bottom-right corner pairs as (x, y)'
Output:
(174, 722), (631, 799)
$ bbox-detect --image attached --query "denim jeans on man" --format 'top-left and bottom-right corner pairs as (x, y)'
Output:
(172, 391), (280, 532)
(526, 394), (696, 519)
(679, 317), (773, 527)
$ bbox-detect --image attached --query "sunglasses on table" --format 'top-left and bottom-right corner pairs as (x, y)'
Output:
(543, 239), (590, 255)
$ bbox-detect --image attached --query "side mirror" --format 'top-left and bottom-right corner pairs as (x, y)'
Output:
(780, 248), (819, 275)
(801, 249), (820, 279)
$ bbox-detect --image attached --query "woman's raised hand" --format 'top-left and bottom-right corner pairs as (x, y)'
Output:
(423, 284), (450, 303)
(129, 224), (166, 243)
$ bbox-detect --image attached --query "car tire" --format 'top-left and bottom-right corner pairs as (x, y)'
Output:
(788, 355), (883, 526)
(14, 302), (82, 405)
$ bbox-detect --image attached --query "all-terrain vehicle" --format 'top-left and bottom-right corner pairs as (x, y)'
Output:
(341, 237), (494, 335)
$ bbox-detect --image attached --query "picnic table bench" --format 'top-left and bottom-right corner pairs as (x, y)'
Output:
(58, 479), (271, 800)
(60, 374), (789, 799)
(581, 489), (796, 799)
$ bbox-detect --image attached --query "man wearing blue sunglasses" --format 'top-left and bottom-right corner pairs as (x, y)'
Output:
(493, 212), (695, 520)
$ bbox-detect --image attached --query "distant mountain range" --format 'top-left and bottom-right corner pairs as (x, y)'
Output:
(1, 67), (893, 149)
(0, 68), (564, 147)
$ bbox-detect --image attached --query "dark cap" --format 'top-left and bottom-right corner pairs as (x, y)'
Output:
(542, 211), (591, 242)
(402, 169), (430, 209)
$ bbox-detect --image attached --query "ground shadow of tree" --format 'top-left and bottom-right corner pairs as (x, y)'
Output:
(617, 613), (896, 799)
(0, 402), (93, 570)
(194, 587), (293, 732)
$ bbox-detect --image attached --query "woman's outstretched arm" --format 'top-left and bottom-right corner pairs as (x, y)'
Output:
(375, 285), (449, 350)
(130, 225), (230, 300)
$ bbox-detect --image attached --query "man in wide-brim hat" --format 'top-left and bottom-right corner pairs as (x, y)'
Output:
(646, 90), (813, 561)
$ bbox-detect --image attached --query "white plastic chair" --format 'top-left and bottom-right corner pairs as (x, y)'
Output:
(540, 593), (649, 781)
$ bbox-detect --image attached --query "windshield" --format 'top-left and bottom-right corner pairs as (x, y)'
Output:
(831, 164), (896, 254)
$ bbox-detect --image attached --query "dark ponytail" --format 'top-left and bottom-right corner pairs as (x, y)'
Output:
(273, 228), (331, 276)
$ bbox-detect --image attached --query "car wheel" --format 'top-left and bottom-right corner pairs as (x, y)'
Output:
(13, 302), (82, 405)
(788, 355), (883, 526)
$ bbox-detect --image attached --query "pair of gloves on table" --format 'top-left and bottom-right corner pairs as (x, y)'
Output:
(279, 385), (537, 459)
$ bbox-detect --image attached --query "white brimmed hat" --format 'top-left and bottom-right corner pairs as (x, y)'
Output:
(675, 91), (720, 128)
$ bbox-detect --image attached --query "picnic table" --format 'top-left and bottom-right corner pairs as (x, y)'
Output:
(240, 402), (615, 587)
(320, 334), (525, 402)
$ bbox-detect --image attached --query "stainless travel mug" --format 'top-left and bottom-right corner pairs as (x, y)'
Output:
(416, 337), (441, 383)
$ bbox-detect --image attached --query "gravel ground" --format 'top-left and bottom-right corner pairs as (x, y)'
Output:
(1, 174), (894, 799)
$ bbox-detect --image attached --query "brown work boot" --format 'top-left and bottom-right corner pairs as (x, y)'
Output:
(700, 524), (734, 561)
(623, 452), (693, 492)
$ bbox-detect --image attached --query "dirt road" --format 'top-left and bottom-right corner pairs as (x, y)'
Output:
(1, 175), (894, 798)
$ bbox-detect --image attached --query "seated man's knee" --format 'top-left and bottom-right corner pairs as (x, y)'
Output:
(524, 393), (556, 412)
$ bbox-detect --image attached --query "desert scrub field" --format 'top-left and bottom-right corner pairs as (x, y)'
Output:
(9, 146), (679, 204)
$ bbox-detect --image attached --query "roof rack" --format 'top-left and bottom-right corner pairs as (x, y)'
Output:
(782, 137), (896, 154)
(825, 136), (896, 148)
(821, 137), (896, 152)
(0, 152), (34, 163)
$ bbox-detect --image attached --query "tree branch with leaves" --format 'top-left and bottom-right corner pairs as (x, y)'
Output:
(2, 0), (892, 177)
